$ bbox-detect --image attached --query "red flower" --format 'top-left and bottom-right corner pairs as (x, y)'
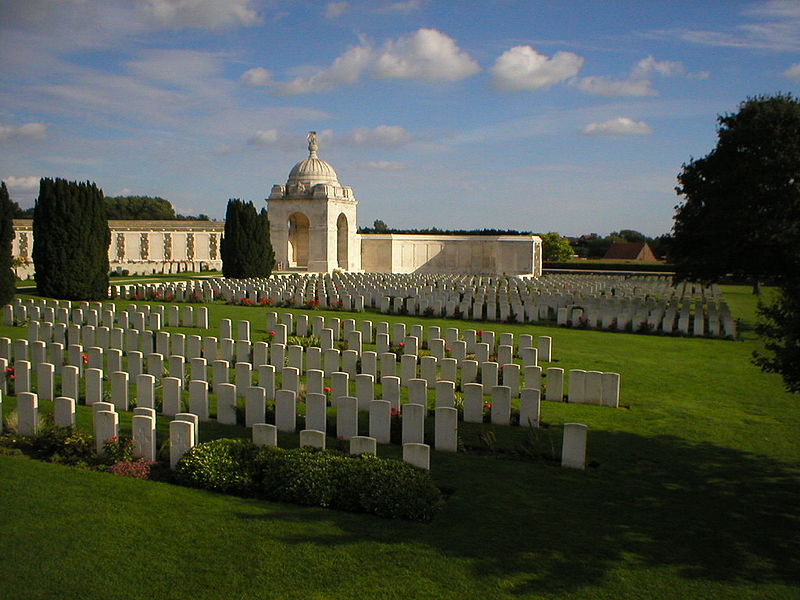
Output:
(483, 402), (492, 408)
(268, 331), (276, 337)
(323, 386), (332, 393)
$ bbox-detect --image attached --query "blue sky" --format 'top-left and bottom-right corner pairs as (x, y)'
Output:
(1, 0), (798, 237)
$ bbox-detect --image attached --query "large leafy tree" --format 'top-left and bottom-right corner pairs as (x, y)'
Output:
(672, 94), (800, 292)
(672, 94), (800, 392)
(539, 232), (573, 262)
(0, 182), (17, 305)
(220, 199), (274, 278)
(33, 178), (110, 300)
(754, 283), (800, 393)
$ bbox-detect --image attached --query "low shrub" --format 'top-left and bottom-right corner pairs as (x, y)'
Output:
(175, 438), (263, 495)
(176, 439), (443, 521)
(110, 459), (157, 479)
(100, 436), (135, 465)
(1, 425), (96, 466)
(286, 335), (321, 349)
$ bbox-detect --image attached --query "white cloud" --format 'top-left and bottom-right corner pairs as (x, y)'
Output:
(573, 76), (656, 97)
(243, 128), (334, 152)
(784, 63), (800, 82)
(241, 66), (272, 86)
(126, 49), (224, 89)
(573, 54), (702, 97)
(0, 122), (47, 141)
(325, 1), (349, 19)
(213, 144), (234, 156)
(380, 0), (422, 12)
(372, 28), (479, 81)
(247, 129), (279, 146)
(360, 161), (407, 170)
(632, 55), (685, 78)
(653, 1), (800, 52)
(268, 28), (478, 95)
(142, 0), (261, 29)
(491, 46), (583, 91)
(272, 45), (372, 95)
(3, 176), (40, 192)
(581, 117), (652, 136)
(344, 125), (412, 146)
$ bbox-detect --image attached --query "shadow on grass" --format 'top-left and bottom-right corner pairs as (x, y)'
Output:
(234, 431), (800, 596)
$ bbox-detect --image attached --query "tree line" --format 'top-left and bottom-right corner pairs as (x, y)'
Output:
(358, 220), (532, 236)
(12, 194), (210, 221)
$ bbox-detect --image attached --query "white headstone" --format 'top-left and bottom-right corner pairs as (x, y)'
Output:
(53, 396), (75, 428)
(401, 402), (425, 445)
(253, 423), (277, 447)
(188, 380), (209, 420)
(216, 383), (237, 425)
(403, 443), (430, 470)
(300, 429), (326, 449)
(132, 414), (156, 461)
(245, 386), (266, 427)
(95, 410), (118, 453)
(336, 396), (358, 440)
(350, 435), (377, 456)
(462, 383), (484, 423)
(275, 389), (296, 432)
(561, 423), (588, 470)
(434, 406), (458, 452)
(305, 392), (327, 433)
(368, 399), (391, 444)
(169, 419), (195, 469)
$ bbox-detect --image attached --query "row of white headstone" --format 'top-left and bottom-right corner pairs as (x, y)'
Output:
(5, 389), (588, 470)
(4, 297), (208, 330)
(4, 313), (620, 407)
(109, 272), (727, 338)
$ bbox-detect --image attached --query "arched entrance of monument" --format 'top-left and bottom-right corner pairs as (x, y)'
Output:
(288, 212), (310, 268)
(336, 213), (348, 269)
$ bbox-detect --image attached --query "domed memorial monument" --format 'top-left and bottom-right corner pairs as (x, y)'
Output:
(268, 132), (360, 272)
(266, 133), (542, 276)
(9, 133), (541, 277)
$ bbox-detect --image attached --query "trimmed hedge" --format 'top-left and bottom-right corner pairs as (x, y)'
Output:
(176, 439), (443, 522)
(544, 261), (675, 273)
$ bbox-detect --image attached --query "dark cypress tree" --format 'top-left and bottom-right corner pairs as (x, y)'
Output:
(258, 207), (276, 277)
(221, 199), (245, 278)
(33, 178), (110, 300)
(221, 199), (275, 278)
(0, 182), (17, 305)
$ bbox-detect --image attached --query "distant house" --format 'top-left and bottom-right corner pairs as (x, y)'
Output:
(603, 241), (658, 261)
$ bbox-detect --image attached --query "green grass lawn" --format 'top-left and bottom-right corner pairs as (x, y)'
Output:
(1, 285), (798, 599)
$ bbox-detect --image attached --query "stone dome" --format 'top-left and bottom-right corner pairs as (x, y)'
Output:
(287, 132), (340, 187)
